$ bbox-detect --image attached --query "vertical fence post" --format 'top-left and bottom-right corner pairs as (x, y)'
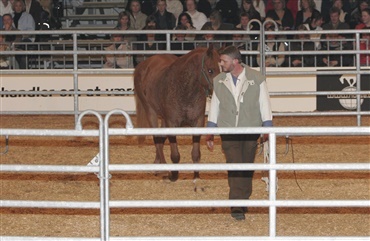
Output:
(268, 133), (277, 238)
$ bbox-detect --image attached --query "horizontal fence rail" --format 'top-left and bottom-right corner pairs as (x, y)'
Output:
(1, 109), (369, 240)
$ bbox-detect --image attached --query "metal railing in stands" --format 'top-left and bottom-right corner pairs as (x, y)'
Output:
(0, 29), (370, 126)
(1, 109), (369, 240)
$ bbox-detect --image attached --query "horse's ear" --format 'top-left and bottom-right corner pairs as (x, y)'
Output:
(206, 44), (214, 56)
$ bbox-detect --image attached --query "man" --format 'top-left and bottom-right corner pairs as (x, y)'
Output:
(153, 0), (176, 30)
(206, 45), (273, 221)
(322, 6), (350, 30)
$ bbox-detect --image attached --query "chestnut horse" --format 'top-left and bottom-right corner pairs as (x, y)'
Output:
(134, 46), (220, 183)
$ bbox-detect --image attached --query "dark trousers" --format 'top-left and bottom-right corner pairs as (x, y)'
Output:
(221, 134), (259, 213)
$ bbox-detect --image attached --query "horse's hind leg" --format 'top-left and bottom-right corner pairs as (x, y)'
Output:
(168, 135), (180, 182)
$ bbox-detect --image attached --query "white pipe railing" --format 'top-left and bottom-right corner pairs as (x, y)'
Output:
(1, 109), (369, 240)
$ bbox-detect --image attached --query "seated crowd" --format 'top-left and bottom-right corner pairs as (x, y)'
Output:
(1, 0), (370, 69)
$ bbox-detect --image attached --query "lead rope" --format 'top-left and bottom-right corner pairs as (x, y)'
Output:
(200, 53), (213, 97)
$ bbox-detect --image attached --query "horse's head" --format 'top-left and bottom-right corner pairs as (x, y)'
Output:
(200, 45), (221, 96)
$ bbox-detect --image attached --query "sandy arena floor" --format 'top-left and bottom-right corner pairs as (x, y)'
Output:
(0, 115), (369, 238)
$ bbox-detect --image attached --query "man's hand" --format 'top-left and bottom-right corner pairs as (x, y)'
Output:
(261, 134), (269, 143)
(205, 135), (214, 151)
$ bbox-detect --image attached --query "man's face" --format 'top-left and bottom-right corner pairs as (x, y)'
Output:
(130, 1), (140, 13)
(3, 15), (13, 28)
(157, 1), (166, 13)
(330, 12), (340, 24)
(186, 0), (195, 12)
(219, 54), (235, 73)
(240, 16), (249, 27)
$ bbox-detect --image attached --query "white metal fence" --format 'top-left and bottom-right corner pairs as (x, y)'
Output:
(1, 109), (369, 240)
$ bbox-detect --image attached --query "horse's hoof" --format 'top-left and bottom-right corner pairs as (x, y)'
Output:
(168, 171), (179, 182)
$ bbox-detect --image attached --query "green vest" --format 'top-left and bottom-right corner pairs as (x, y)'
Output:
(213, 64), (265, 127)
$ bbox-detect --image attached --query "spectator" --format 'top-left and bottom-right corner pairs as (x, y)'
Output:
(319, 33), (353, 67)
(103, 33), (134, 69)
(166, 0), (183, 19)
(153, 0), (176, 30)
(200, 9), (234, 40)
(128, 0), (148, 30)
(115, 11), (137, 43)
(266, 0), (295, 30)
(215, 0), (239, 26)
(126, 0), (156, 16)
(331, 0), (351, 25)
(23, 0), (45, 29)
(144, 14), (158, 29)
(355, 7), (370, 29)
(266, 0), (298, 22)
(197, 0), (212, 18)
(350, 0), (369, 29)
(2, 14), (21, 42)
(185, 0), (207, 30)
(0, 33), (11, 69)
(12, 0), (35, 69)
(322, 6), (350, 30)
(236, 12), (259, 41)
(171, 24), (194, 55)
(0, 0), (14, 16)
(295, 0), (320, 29)
(303, 11), (324, 49)
(359, 26), (370, 66)
(196, 24), (223, 49)
(288, 24), (315, 67)
(322, 0), (352, 24)
(239, 0), (262, 30)
(252, 0), (266, 20)
(176, 12), (196, 40)
(133, 25), (165, 65)
(257, 23), (285, 67)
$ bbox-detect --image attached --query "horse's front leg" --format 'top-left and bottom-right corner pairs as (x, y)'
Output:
(192, 135), (204, 192)
(168, 135), (180, 182)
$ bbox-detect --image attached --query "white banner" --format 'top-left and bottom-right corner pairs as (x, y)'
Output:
(0, 68), (317, 113)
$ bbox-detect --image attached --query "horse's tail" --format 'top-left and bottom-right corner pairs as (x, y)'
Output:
(134, 70), (148, 145)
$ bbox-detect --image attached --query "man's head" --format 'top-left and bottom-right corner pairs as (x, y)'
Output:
(218, 45), (242, 73)
(329, 7), (341, 25)
(2, 14), (13, 30)
(156, 0), (167, 13)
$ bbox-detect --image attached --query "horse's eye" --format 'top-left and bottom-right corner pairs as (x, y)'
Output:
(208, 69), (213, 74)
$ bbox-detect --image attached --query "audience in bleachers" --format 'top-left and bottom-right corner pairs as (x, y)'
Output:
(288, 24), (315, 67)
(166, 0), (183, 19)
(127, 0), (147, 30)
(3, 0), (370, 69)
(257, 23), (286, 67)
(176, 12), (196, 40)
(239, 0), (262, 30)
(184, 0), (207, 30)
(302, 11), (324, 50)
(153, 0), (176, 30)
(360, 26), (370, 66)
(214, 0), (239, 26)
(170, 24), (194, 54)
(199, 9), (233, 40)
(115, 11), (137, 43)
(265, 0), (294, 30)
(350, 0), (369, 28)
(103, 33), (134, 68)
(295, 0), (320, 29)
(355, 7), (370, 29)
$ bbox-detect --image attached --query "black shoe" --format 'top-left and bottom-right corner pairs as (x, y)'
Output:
(231, 210), (245, 221)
